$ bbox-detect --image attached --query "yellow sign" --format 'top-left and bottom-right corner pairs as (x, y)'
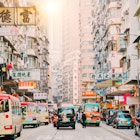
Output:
(17, 7), (36, 25)
(0, 8), (15, 25)
(0, 7), (36, 26)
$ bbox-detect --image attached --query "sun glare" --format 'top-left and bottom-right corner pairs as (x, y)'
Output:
(47, 0), (56, 14)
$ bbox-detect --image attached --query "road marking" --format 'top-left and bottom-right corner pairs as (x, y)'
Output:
(102, 125), (136, 140)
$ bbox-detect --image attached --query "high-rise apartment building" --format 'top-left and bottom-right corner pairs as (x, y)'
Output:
(79, 0), (96, 103)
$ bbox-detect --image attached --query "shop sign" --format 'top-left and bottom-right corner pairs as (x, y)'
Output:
(82, 91), (96, 96)
(96, 72), (123, 81)
(33, 93), (47, 100)
(18, 81), (36, 89)
(17, 7), (36, 25)
(0, 7), (36, 25)
(12, 69), (40, 81)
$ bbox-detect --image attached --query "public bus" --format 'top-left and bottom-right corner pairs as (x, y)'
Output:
(0, 93), (22, 140)
(21, 102), (40, 128)
(37, 103), (49, 125)
(79, 103), (101, 126)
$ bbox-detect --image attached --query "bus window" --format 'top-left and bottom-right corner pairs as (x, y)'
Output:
(4, 99), (9, 112)
(0, 99), (9, 112)
(22, 106), (27, 115)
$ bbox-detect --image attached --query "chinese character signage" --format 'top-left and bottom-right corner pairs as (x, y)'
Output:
(12, 69), (40, 81)
(0, 7), (36, 25)
(96, 72), (123, 81)
(17, 7), (36, 25)
(18, 81), (36, 89)
(0, 8), (15, 25)
(33, 93), (47, 100)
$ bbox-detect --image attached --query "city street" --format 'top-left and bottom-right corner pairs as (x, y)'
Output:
(0, 122), (138, 140)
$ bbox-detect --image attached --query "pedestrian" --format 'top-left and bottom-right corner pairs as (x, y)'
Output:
(81, 112), (86, 128)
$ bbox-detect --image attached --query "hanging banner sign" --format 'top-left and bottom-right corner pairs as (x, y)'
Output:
(0, 7), (36, 25)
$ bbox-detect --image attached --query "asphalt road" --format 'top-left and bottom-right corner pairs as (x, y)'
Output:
(0, 122), (139, 140)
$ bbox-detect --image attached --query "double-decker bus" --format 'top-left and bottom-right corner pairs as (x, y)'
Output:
(79, 103), (101, 126)
(21, 102), (40, 128)
(37, 103), (49, 125)
(0, 94), (22, 140)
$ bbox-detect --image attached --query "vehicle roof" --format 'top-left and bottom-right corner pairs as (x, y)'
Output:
(83, 103), (100, 106)
(0, 93), (20, 102)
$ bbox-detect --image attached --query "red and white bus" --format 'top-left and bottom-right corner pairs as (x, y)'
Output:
(21, 102), (40, 128)
(0, 93), (22, 140)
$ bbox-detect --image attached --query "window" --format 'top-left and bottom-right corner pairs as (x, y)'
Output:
(82, 73), (87, 77)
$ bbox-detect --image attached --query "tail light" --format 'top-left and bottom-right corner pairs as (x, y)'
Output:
(4, 125), (12, 130)
(5, 114), (9, 118)
(33, 117), (36, 120)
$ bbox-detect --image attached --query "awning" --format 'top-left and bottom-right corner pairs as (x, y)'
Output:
(27, 49), (38, 58)
(3, 36), (17, 51)
(134, 7), (140, 16)
(107, 89), (132, 96)
(133, 35), (140, 43)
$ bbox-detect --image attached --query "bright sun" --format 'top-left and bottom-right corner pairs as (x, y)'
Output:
(47, 0), (56, 14)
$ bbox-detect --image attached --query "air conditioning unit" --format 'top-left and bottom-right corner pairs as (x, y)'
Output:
(117, 2), (122, 7)
(123, 10), (129, 15)
(121, 17), (125, 21)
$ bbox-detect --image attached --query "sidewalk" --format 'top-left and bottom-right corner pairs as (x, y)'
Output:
(101, 121), (140, 140)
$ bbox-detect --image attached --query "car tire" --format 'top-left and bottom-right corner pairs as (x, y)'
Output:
(72, 125), (75, 129)
(54, 124), (56, 127)
(57, 126), (59, 129)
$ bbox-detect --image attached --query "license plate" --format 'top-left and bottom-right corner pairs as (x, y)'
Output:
(63, 118), (68, 122)
(124, 121), (128, 124)
(22, 118), (26, 120)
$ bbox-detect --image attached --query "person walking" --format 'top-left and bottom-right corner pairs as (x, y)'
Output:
(81, 112), (86, 128)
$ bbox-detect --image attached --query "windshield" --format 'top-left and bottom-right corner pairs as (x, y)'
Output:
(38, 106), (47, 112)
(119, 114), (131, 118)
(0, 99), (9, 113)
(58, 108), (74, 116)
(85, 105), (99, 112)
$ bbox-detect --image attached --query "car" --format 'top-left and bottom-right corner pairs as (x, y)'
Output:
(134, 112), (140, 136)
(56, 107), (76, 129)
(112, 113), (134, 129)
(107, 110), (129, 125)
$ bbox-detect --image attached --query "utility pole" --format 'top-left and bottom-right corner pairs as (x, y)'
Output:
(137, 73), (140, 112)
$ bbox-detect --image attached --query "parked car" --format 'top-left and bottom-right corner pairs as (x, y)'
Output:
(112, 113), (134, 129)
(107, 110), (129, 125)
(57, 107), (76, 129)
(134, 112), (140, 136)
